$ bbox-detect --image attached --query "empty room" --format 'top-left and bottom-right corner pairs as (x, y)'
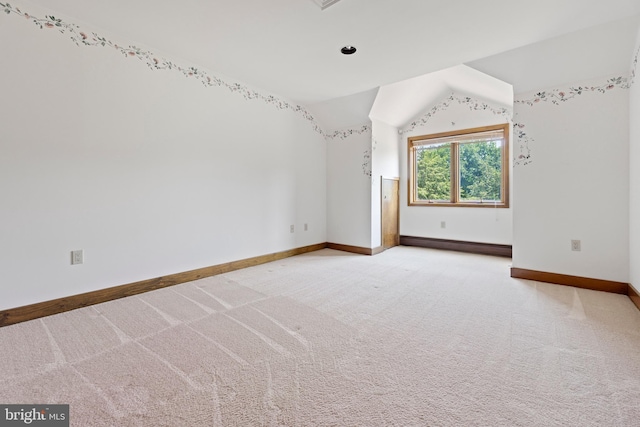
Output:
(1, 0), (639, 425)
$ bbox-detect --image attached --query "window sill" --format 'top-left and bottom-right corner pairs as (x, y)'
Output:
(409, 201), (509, 208)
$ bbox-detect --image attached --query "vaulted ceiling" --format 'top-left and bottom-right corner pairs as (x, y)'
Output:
(23, 0), (640, 129)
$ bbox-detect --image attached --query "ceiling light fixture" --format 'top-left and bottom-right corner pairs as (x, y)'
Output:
(311, 0), (342, 10)
(341, 46), (357, 55)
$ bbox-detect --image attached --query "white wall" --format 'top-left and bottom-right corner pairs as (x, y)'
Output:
(0, 8), (327, 310)
(512, 76), (630, 282)
(399, 97), (513, 245)
(326, 127), (373, 248)
(630, 31), (640, 290)
(371, 120), (401, 248)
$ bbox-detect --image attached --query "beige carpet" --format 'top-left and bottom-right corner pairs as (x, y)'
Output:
(1, 247), (639, 426)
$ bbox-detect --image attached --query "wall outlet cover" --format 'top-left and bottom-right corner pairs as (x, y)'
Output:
(71, 250), (84, 265)
(571, 240), (581, 252)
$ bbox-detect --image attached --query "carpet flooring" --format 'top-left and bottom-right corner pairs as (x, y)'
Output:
(0, 247), (639, 426)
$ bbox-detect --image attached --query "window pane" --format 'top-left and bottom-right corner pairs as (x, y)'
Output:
(459, 139), (502, 202)
(415, 143), (451, 201)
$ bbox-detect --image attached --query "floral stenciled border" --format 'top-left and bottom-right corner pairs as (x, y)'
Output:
(512, 47), (638, 166)
(512, 120), (533, 166)
(402, 94), (513, 134)
(628, 44), (639, 88)
(400, 94), (528, 165)
(511, 74), (627, 166)
(362, 149), (372, 177)
(515, 76), (629, 106)
(361, 137), (379, 179)
(513, 42), (639, 106)
(0, 1), (364, 141)
(327, 124), (371, 141)
(513, 73), (628, 165)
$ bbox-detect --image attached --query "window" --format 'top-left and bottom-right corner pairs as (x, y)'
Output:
(408, 123), (509, 207)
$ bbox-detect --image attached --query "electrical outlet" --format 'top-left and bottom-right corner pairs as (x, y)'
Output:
(290, 224), (295, 233)
(571, 240), (581, 252)
(71, 250), (84, 265)
(440, 221), (446, 229)
(304, 223), (308, 231)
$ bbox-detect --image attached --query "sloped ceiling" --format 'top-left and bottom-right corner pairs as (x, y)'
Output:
(23, 0), (640, 106)
(370, 65), (513, 129)
(320, 12), (639, 131)
(468, 14), (640, 95)
(306, 88), (379, 132)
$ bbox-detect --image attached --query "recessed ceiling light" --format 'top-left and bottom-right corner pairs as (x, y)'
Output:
(341, 46), (357, 55)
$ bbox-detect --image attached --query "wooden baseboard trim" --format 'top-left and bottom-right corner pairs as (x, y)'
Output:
(511, 268), (628, 295)
(0, 243), (328, 328)
(371, 246), (385, 255)
(400, 236), (512, 258)
(327, 243), (381, 256)
(629, 284), (640, 311)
